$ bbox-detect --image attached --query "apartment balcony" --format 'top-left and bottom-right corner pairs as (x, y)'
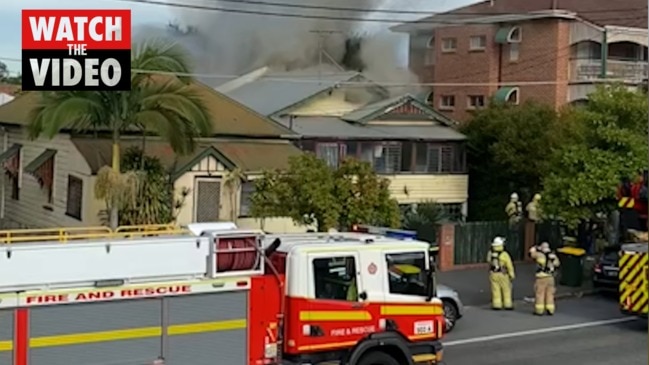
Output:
(570, 59), (648, 83)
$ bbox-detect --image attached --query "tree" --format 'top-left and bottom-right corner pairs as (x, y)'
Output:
(542, 84), (648, 226)
(461, 101), (569, 220)
(0, 61), (8, 81)
(250, 154), (400, 232)
(26, 40), (212, 228)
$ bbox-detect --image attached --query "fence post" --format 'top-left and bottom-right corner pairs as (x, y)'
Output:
(437, 223), (455, 271)
(524, 220), (535, 261)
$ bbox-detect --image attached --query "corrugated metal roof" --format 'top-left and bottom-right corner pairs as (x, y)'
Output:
(218, 65), (362, 116)
(275, 116), (465, 141)
(0, 80), (292, 137)
(393, 0), (647, 32)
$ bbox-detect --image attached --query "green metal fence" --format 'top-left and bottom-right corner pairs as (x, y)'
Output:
(454, 221), (526, 265)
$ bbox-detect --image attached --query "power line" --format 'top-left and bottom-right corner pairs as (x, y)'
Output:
(2, 56), (641, 88)
(164, 0), (648, 17)
(110, 0), (647, 25)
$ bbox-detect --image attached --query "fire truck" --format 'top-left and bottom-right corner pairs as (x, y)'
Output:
(0, 223), (445, 365)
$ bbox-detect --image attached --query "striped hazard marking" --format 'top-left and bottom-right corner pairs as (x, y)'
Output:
(618, 197), (636, 209)
(619, 252), (649, 314)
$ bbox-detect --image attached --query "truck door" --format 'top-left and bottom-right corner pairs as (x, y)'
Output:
(299, 251), (375, 352)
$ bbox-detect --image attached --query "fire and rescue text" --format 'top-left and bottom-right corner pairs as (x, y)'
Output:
(21, 9), (131, 91)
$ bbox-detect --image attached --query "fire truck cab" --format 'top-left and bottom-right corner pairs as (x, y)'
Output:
(0, 224), (444, 365)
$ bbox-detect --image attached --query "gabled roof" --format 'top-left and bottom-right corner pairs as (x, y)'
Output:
(392, 0), (646, 32)
(341, 94), (455, 125)
(217, 65), (372, 117)
(0, 80), (293, 137)
(71, 137), (303, 178)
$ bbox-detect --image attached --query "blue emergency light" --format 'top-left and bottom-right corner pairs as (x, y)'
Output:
(353, 225), (418, 240)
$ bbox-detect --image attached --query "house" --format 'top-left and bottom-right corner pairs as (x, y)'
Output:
(221, 66), (469, 219)
(0, 82), (307, 232)
(392, 0), (648, 121)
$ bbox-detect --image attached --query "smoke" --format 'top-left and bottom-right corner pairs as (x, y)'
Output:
(136, 0), (439, 94)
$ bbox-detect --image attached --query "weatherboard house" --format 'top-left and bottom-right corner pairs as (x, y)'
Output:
(219, 65), (469, 219)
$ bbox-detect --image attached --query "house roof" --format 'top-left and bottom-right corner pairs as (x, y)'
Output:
(341, 94), (455, 125)
(392, 0), (646, 32)
(0, 80), (293, 137)
(274, 116), (466, 141)
(70, 137), (303, 177)
(217, 65), (365, 116)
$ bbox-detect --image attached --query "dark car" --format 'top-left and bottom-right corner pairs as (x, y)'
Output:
(592, 244), (621, 292)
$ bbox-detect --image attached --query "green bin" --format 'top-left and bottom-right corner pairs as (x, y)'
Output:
(557, 247), (586, 287)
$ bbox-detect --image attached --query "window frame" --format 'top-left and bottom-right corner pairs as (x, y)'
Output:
(469, 35), (487, 51)
(467, 95), (486, 109)
(384, 250), (430, 298)
(439, 95), (455, 110)
(509, 43), (520, 62)
(65, 174), (83, 220)
(315, 142), (347, 168)
(311, 254), (361, 302)
(441, 37), (457, 53)
(238, 180), (255, 217)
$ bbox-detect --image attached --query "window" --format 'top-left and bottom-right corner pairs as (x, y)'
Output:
(386, 251), (428, 296)
(413, 143), (466, 174)
(316, 143), (346, 168)
(507, 88), (520, 104)
(467, 95), (485, 109)
(10, 174), (19, 200)
(509, 43), (520, 62)
(424, 37), (435, 65)
(65, 175), (83, 220)
(239, 181), (255, 217)
(441, 203), (464, 222)
(313, 256), (358, 301)
(373, 143), (402, 174)
(508, 26), (522, 42)
(441, 38), (457, 52)
(469, 35), (486, 51)
(439, 95), (455, 109)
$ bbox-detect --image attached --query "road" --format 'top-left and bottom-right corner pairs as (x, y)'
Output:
(441, 295), (647, 365)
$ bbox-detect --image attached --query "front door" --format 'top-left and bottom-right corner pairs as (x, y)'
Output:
(298, 252), (375, 353)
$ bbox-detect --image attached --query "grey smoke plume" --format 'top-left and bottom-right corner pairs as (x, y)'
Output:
(137, 0), (437, 94)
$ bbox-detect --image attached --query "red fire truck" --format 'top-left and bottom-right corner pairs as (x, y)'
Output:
(0, 223), (445, 365)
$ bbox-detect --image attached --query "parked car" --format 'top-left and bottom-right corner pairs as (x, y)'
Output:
(437, 284), (464, 333)
(593, 244), (621, 292)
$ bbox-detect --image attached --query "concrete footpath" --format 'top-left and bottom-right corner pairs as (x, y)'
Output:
(438, 259), (596, 307)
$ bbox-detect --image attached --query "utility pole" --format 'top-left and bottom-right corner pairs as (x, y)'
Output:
(309, 30), (342, 80)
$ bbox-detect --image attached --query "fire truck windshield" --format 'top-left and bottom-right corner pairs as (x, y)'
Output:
(386, 252), (428, 297)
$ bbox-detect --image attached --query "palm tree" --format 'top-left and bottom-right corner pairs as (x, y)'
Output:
(26, 40), (212, 229)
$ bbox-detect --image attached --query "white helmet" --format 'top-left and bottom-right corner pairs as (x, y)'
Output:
(492, 236), (505, 247)
(510, 193), (519, 200)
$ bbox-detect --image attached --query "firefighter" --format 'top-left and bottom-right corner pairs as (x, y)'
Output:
(529, 242), (560, 315)
(526, 193), (542, 222)
(487, 236), (515, 310)
(506, 193), (523, 227)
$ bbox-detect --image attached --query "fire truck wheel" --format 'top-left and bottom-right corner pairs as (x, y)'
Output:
(356, 350), (401, 365)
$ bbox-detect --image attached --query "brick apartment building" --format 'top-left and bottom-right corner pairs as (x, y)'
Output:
(392, 0), (648, 121)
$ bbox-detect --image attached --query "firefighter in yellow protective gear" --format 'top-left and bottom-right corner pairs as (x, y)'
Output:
(529, 242), (560, 315)
(487, 236), (515, 310)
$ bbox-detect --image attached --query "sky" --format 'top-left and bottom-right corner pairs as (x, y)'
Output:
(2, 0), (476, 75)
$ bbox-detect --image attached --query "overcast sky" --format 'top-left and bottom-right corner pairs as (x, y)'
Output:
(3, 0), (476, 75)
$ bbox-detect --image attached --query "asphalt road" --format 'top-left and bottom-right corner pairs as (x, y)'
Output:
(441, 295), (647, 365)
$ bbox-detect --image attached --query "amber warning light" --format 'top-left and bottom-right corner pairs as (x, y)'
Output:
(21, 9), (132, 91)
